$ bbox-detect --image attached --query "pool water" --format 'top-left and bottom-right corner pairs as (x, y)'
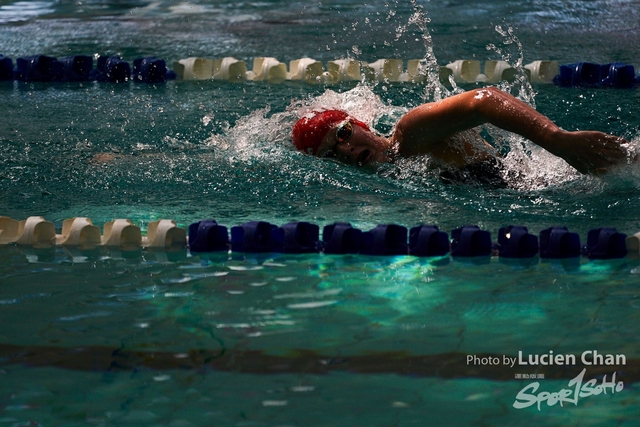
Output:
(1, 0), (640, 426)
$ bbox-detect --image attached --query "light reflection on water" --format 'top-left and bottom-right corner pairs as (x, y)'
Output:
(0, 1), (55, 24)
(1, 245), (638, 357)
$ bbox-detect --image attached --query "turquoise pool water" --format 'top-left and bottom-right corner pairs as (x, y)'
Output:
(1, 1), (640, 425)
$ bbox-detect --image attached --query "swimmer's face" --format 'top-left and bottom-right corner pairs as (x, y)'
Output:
(316, 121), (390, 166)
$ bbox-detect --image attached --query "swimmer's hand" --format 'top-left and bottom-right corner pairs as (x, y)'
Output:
(551, 131), (632, 175)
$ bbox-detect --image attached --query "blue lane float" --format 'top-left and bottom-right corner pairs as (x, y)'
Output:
(230, 221), (280, 253)
(585, 227), (627, 259)
(554, 62), (638, 88)
(408, 225), (449, 257)
(1, 54), (175, 83)
(59, 55), (93, 82)
(93, 55), (131, 82)
(188, 219), (229, 253)
(539, 226), (581, 259)
(15, 55), (97, 82)
(360, 224), (408, 256)
(497, 225), (539, 258)
(231, 220), (323, 254)
(274, 221), (320, 254)
(450, 225), (492, 257)
(600, 63), (637, 88)
(0, 55), (14, 80)
(133, 57), (175, 83)
(15, 55), (63, 82)
(322, 222), (362, 254)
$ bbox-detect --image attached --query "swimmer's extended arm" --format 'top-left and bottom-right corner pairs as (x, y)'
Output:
(393, 87), (630, 175)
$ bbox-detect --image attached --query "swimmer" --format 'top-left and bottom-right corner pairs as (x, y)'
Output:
(292, 87), (631, 182)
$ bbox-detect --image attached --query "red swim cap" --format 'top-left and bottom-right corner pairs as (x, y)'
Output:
(292, 109), (370, 155)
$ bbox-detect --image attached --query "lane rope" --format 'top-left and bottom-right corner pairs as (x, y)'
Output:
(0, 216), (635, 259)
(0, 54), (637, 87)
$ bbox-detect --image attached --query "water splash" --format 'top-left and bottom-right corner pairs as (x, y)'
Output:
(394, 0), (455, 102)
(485, 23), (536, 107)
(208, 3), (634, 195)
(479, 22), (590, 187)
(501, 137), (583, 191)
